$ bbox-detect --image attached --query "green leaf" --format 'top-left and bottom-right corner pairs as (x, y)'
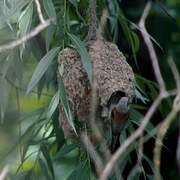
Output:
(128, 21), (163, 52)
(119, 129), (127, 144)
(14, 169), (33, 180)
(68, 0), (78, 7)
(26, 47), (60, 94)
(16, 151), (38, 173)
(1, 54), (12, 78)
(43, 0), (57, 23)
(47, 90), (60, 119)
(41, 144), (55, 180)
(39, 158), (52, 180)
(67, 161), (90, 180)
(45, 25), (56, 51)
(135, 88), (149, 104)
(131, 31), (140, 53)
(68, 0), (85, 23)
(18, 2), (33, 36)
(127, 165), (141, 180)
(130, 109), (155, 137)
(1, 0), (31, 19)
(0, 119), (40, 162)
(118, 8), (139, 67)
(0, 77), (10, 122)
(54, 143), (79, 159)
(58, 75), (77, 135)
(67, 33), (93, 84)
(143, 155), (155, 174)
(18, 1), (33, 56)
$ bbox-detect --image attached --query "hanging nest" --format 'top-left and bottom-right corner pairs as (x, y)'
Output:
(57, 37), (135, 138)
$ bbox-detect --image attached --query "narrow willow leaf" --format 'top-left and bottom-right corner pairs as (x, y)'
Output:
(58, 75), (77, 135)
(54, 143), (79, 159)
(143, 155), (155, 174)
(67, 161), (89, 180)
(47, 91), (60, 119)
(130, 109), (155, 137)
(26, 47), (60, 94)
(1, 54), (12, 78)
(18, 1), (33, 56)
(135, 88), (149, 104)
(37, 76), (46, 99)
(131, 31), (140, 53)
(18, 1), (33, 36)
(11, 49), (23, 83)
(2, 0), (31, 19)
(1, 120), (36, 161)
(16, 169), (33, 180)
(39, 158), (52, 180)
(43, 0), (57, 23)
(68, 0), (85, 23)
(0, 77), (10, 122)
(67, 33), (93, 84)
(127, 165), (141, 180)
(118, 8), (139, 67)
(41, 144), (55, 180)
(128, 21), (163, 52)
(119, 129), (127, 144)
(68, 0), (77, 7)
(16, 151), (38, 174)
(45, 25), (56, 51)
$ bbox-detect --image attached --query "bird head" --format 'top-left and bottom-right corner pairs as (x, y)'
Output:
(115, 96), (129, 114)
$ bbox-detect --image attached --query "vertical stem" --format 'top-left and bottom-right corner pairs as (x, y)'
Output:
(62, 0), (67, 49)
(87, 0), (97, 41)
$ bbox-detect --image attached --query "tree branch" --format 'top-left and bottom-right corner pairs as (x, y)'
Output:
(138, 1), (166, 92)
(0, 20), (51, 53)
(0, 166), (8, 180)
(34, 0), (45, 23)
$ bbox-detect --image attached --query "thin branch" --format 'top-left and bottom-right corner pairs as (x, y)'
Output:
(34, 0), (45, 23)
(90, 79), (102, 140)
(168, 58), (180, 90)
(0, 20), (51, 53)
(0, 166), (8, 180)
(153, 92), (180, 180)
(177, 130), (180, 172)
(86, 0), (97, 41)
(81, 133), (104, 175)
(138, 1), (166, 92)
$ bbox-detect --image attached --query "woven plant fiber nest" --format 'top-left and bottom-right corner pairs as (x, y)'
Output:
(58, 38), (135, 138)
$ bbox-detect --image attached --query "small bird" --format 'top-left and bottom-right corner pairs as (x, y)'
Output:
(107, 91), (130, 152)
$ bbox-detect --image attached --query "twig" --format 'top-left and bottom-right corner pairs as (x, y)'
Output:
(168, 58), (180, 90)
(86, 0), (97, 41)
(138, 1), (166, 92)
(0, 166), (8, 180)
(153, 56), (180, 179)
(81, 133), (104, 175)
(177, 130), (180, 172)
(0, 20), (51, 53)
(153, 93), (180, 180)
(34, 0), (45, 23)
(90, 79), (102, 140)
